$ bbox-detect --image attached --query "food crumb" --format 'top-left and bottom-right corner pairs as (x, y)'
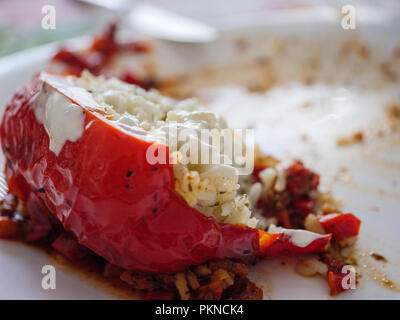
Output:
(387, 103), (400, 120)
(369, 206), (380, 213)
(370, 252), (388, 263)
(235, 38), (249, 53)
(300, 134), (309, 142)
(337, 131), (364, 146)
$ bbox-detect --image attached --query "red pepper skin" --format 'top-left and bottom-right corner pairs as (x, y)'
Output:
(318, 213), (361, 242)
(0, 73), (337, 275)
(325, 260), (349, 296)
(216, 224), (260, 264)
(24, 192), (58, 242)
(51, 232), (93, 265)
(258, 230), (280, 255)
(263, 232), (331, 258)
(0, 73), (261, 274)
(327, 270), (347, 296)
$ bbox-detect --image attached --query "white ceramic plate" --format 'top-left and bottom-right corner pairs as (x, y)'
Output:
(0, 16), (399, 299)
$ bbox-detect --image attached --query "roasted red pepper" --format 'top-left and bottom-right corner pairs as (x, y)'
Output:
(327, 270), (347, 296)
(325, 260), (353, 296)
(0, 73), (333, 274)
(52, 23), (152, 88)
(286, 160), (319, 196)
(51, 232), (93, 265)
(261, 228), (331, 258)
(253, 160), (321, 229)
(0, 73), (263, 273)
(318, 213), (361, 242)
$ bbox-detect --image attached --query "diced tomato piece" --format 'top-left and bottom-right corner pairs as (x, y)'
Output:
(276, 210), (291, 228)
(327, 270), (347, 296)
(286, 160), (320, 196)
(52, 49), (89, 71)
(0, 216), (20, 238)
(293, 199), (314, 216)
(325, 260), (355, 296)
(318, 213), (361, 241)
(120, 72), (144, 86)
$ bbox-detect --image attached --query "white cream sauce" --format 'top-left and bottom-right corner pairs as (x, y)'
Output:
(32, 84), (85, 155)
(268, 224), (323, 248)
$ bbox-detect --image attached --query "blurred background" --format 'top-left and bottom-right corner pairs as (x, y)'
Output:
(1, 0), (400, 57)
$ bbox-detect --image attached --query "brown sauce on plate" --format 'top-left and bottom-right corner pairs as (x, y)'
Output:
(351, 249), (400, 293)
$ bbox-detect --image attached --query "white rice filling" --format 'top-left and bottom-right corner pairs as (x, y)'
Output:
(71, 71), (257, 228)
